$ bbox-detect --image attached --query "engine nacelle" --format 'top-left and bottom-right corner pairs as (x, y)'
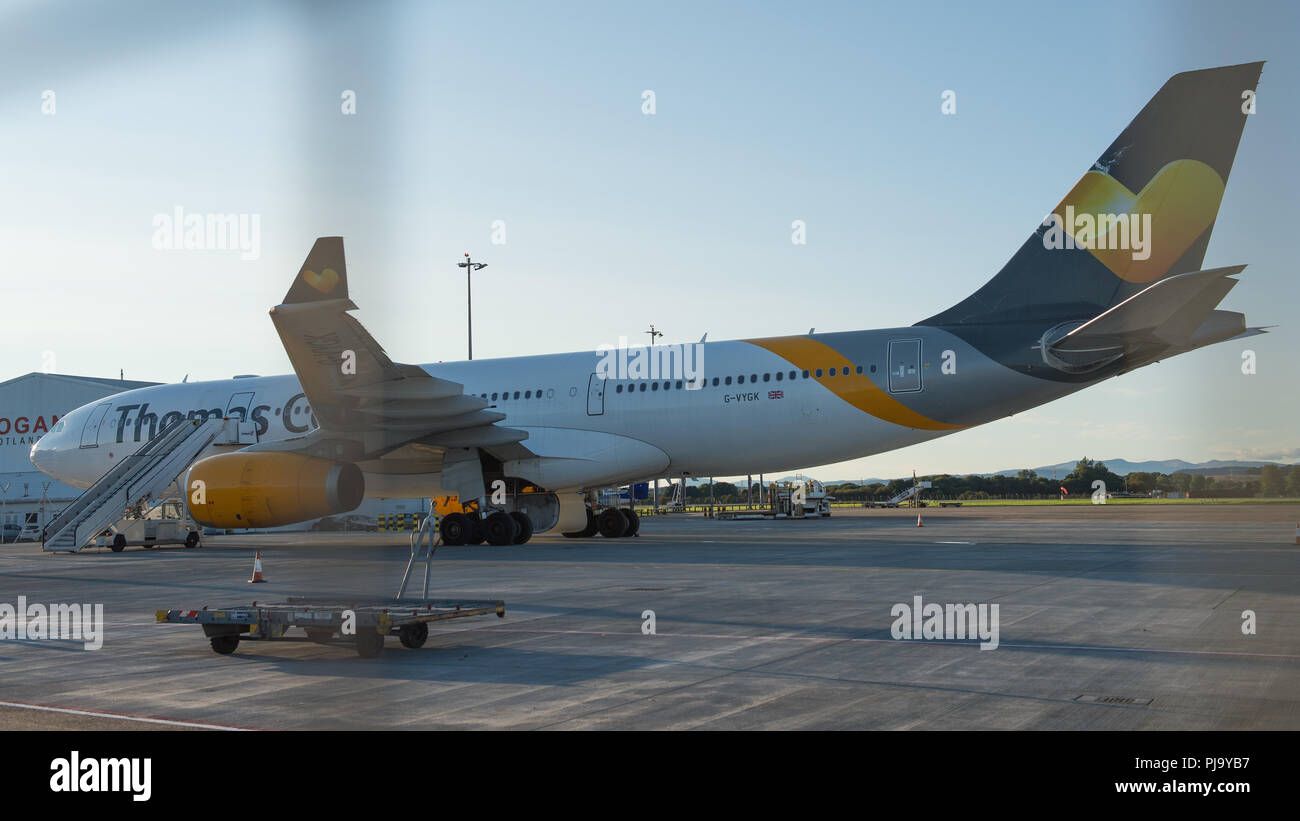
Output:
(186, 452), (364, 529)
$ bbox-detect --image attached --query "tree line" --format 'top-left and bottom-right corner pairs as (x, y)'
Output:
(658, 459), (1300, 502)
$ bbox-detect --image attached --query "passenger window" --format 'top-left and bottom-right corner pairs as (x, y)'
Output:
(763, 373), (771, 382)
(491, 393), (498, 400)
(712, 377), (720, 386)
(856, 365), (863, 374)
(652, 382), (659, 391)
(775, 371), (783, 381)
(664, 381), (671, 390)
(829, 367), (837, 376)
(615, 384), (623, 393)
(815, 368), (823, 378)
(513, 391), (520, 399)
(870, 365), (877, 373)
(737, 375), (744, 384)
(675, 380), (683, 389)
(639, 383), (647, 392)
(750, 374), (757, 382)
(801, 370), (809, 378)
(725, 376), (733, 385)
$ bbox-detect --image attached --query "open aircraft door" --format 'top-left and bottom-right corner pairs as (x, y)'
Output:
(225, 391), (259, 443)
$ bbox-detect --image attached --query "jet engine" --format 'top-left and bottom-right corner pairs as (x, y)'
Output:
(185, 452), (364, 528)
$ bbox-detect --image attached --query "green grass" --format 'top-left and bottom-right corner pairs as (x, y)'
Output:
(912, 497), (1299, 507)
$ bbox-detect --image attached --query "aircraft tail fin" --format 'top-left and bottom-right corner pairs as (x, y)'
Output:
(282, 236), (350, 305)
(921, 62), (1263, 328)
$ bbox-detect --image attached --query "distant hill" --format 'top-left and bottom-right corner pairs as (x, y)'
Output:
(984, 458), (1288, 478)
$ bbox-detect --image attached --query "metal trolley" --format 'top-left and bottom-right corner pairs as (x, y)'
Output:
(156, 597), (505, 658)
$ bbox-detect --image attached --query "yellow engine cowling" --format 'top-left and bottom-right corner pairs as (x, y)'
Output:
(186, 452), (365, 528)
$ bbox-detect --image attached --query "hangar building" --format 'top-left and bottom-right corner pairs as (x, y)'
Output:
(0, 372), (157, 537)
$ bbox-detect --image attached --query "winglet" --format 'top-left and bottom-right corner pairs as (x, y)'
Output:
(282, 237), (349, 304)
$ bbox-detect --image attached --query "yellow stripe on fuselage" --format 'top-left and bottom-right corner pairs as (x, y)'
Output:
(744, 336), (965, 431)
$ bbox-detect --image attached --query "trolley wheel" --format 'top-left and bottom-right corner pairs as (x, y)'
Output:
(398, 622), (429, 649)
(563, 508), (597, 538)
(468, 516), (485, 545)
(184, 531), (201, 548)
(209, 635), (239, 655)
(111, 533), (127, 552)
(305, 628), (334, 644)
(509, 511), (533, 544)
(597, 508), (628, 538)
(439, 513), (469, 545)
(355, 630), (385, 658)
(620, 508), (640, 537)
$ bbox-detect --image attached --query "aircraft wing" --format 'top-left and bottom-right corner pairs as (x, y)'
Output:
(263, 237), (529, 465)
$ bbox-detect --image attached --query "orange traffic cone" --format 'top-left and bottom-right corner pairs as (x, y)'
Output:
(916, 511), (924, 527)
(247, 551), (267, 583)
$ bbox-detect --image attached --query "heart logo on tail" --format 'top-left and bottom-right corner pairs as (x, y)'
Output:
(1053, 159), (1224, 283)
(301, 267), (339, 293)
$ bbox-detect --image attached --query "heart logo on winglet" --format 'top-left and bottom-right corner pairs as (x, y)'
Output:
(302, 267), (339, 293)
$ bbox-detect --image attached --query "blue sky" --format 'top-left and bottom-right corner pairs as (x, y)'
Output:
(2, 0), (1297, 479)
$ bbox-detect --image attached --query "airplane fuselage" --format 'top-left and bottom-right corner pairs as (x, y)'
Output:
(31, 325), (1086, 493)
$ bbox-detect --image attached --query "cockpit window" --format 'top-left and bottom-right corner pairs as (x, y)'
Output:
(52, 420), (65, 433)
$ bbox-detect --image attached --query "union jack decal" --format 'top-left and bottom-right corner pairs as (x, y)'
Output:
(767, 390), (784, 399)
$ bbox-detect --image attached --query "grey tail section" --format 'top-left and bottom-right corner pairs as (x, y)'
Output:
(282, 236), (349, 305)
(919, 62), (1263, 329)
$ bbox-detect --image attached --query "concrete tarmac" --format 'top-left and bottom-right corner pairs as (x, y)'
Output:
(1, 504), (1297, 730)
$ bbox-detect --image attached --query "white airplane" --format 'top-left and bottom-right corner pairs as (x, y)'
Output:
(31, 63), (1265, 544)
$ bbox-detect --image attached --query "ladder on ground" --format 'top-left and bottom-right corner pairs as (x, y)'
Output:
(396, 506), (441, 600)
(41, 417), (229, 552)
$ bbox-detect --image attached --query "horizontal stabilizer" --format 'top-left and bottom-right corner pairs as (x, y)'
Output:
(1231, 326), (1271, 340)
(1051, 265), (1245, 352)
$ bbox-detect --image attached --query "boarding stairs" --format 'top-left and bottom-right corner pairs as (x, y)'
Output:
(41, 417), (239, 552)
(884, 481), (932, 506)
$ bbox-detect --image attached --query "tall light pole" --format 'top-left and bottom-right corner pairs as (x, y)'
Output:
(645, 324), (663, 350)
(458, 253), (488, 360)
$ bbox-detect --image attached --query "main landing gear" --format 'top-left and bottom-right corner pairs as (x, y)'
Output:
(563, 506), (639, 539)
(440, 510), (535, 546)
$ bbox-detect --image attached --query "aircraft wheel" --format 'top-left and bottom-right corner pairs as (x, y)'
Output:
(597, 508), (628, 538)
(185, 531), (200, 548)
(440, 513), (469, 545)
(509, 511), (534, 544)
(111, 534), (127, 552)
(483, 511), (518, 546)
(399, 622), (429, 649)
(563, 508), (597, 538)
(209, 635), (239, 655)
(355, 631), (384, 658)
(620, 508), (640, 537)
